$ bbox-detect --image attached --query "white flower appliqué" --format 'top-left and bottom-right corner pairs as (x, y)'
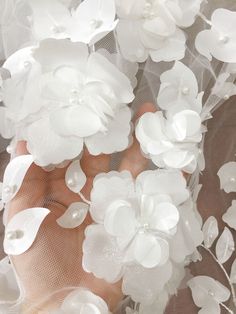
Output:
(29, 0), (118, 45)
(136, 62), (204, 173)
(195, 9), (236, 63)
(50, 288), (110, 314)
(0, 39), (136, 166)
(82, 169), (203, 304)
(115, 0), (203, 62)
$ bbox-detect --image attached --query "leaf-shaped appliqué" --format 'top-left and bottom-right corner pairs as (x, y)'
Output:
(65, 160), (87, 193)
(202, 216), (219, 248)
(222, 200), (236, 230)
(230, 258), (236, 284)
(187, 275), (230, 310)
(56, 202), (89, 229)
(216, 227), (235, 264)
(4, 207), (50, 255)
(217, 162), (236, 193)
(2, 155), (34, 203)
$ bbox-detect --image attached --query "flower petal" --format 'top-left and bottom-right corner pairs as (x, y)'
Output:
(65, 160), (87, 194)
(4, 207), (50, 255)
(2, 155), (34, 203)
(216, 227), (235, 264)
(104, 200), (136, 237)
(56, 202), (89, 229)
(222, 200), (236, 231)
(202, 216), (219, 248)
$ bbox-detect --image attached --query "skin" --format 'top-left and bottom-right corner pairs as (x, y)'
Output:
(8, 103), (156, 313)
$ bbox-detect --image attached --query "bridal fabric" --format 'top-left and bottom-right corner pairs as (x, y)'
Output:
(0, 0), (236, 313)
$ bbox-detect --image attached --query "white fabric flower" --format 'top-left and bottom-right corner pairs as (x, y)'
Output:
(29, 0), (118, 45)
(136, 111), (202, 173)
(195, 9), (236, 63)
(50, 288), (110, 314)
(157, 61), (203, 113)
(115, 0), (202, 62)
(83, 169), (203, 306)
(188, 276), (230, 314)
(1, 39), (135, 166)
(136, 62), (204, 173)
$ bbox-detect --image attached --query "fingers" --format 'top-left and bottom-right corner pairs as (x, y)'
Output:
(119, 102), (156, 177)
(15, 141), (29, 156)
(80, 149), (111, 178)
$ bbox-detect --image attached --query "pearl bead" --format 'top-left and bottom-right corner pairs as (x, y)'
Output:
(182, 87), (190, 95)
(6, 230), (24, 240)
(219, 35), (229, 44)
(67, 178), (76, 187)
(229, 246), (235, 252)
(72, 209), (81, 219)
(6, 145), (14, 154)
(224, 94), (230, 100)
(230, 177), (236, 183)
(90, 19), (103, 29)
(23, 61), (31, 68)
(4, 185), (15, 195)
(208, 290), (214, 297)
(50, 25), (65, 34)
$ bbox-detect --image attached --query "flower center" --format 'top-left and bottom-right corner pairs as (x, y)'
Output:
(90, 19), (103, 29)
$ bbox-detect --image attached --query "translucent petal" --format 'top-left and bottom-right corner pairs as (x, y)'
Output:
(57, 202), (89, 229)
(151, 202), (179, 232)
(230, 258), (236, 284)
(104, 200), (136, 237)
(65, 160), (87, 194)
(202, 216), (219, 248)
(216, 227), (235, 264)
(187, 276), (230, 307)
(217, 162), (236, 193)
(4, 207), (50, 255)
(133, 233), (162, 268)
(222, 200), (236, 231)
(2, 155), (34, 203)
(61, 288), (109, 314)
(51, 106), (102, 138)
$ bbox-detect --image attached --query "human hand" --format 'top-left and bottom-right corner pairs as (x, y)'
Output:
(7, 103), (155, 313)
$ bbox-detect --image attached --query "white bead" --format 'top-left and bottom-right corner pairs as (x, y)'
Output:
(4, 185), (14, 195)
(67, 178), (76, 187)
(6, 230), (24, 240)
(23, 61), (31, 68)
(224, 94), (230, 100)
(208, 290), (214, 297)
(219, 35), (229, 44)
(72, 209), (81, 219)
(90, 19), (103, 29)
(6, 145), (14, 154)
(230, 177), (236, 183)
(182, 87), (190, 95)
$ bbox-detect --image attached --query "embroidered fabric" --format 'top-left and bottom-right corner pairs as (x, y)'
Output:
(0, 0), (236, 313)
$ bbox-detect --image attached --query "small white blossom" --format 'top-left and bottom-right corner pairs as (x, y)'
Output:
(83, 170), (203, 304)
(29, 0), (118, 45)
(195, 8), (236, 63)
(115, 0), (203, 62)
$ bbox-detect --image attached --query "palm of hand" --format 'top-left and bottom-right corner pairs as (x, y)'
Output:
(8, 104), (154, 312)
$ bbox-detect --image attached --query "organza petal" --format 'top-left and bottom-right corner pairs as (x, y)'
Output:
(4, 207), (50, 255)
(56, 202), (89, 229)
(65, 160), (87, 194)
(82, 224), (124, 283)
(2, 155), (34, 203)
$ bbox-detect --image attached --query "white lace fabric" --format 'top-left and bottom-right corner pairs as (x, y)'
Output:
(0, 0), (236, 313)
